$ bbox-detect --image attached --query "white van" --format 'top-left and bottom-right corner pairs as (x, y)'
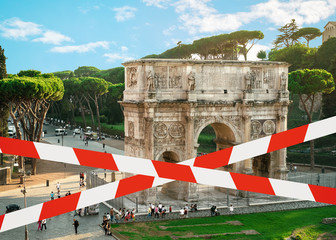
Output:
(55, 129), (68, 136)
(8, 126), (16, 136)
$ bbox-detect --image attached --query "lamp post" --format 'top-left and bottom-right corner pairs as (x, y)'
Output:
(20, 159), (29, 240)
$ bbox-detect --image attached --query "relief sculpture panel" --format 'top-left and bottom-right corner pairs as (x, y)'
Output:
(169, 66), (182, 89)
(169, 122), (185, 138)
(154, 67), (167, 89)
(127, 67), (137, 88)
(250, 68), (262, 89)
(154, 122), (168, 138)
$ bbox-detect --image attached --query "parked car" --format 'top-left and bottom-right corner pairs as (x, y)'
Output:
(74, 128), (81, 134)
(8, 126), (16, 136)
(6, 204), (20, 213)
(55, 128), (68, 136)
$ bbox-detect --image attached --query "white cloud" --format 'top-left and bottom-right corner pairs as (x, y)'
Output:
(147, 0), (336, 34)
(32, 30), (72, 45)
(113, 6), (137, 22)
(251, 0), (336, 26)
(121, 46), (128, 52)
(79, 5), (100, 14)
(163, 25), (176, 35)
(103, 53), (134, 62)
(50, 41), (110, 53)
(0, 18), (42, 39)
(142, 0), (171, 9)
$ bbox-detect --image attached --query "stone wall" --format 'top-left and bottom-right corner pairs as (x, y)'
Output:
(121, 201), (329, 223)
(0, 167), (11, 185)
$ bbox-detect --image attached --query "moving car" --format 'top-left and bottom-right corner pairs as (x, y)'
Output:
(6, 204), (20, 213)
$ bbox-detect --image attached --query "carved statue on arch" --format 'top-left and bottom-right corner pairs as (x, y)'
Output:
(188, 71), (195, 91)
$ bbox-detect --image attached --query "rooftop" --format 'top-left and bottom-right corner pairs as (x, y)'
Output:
(122, 58), (290, 66)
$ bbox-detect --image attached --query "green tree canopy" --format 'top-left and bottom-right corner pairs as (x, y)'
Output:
(269, 44), (317, 72)
(293, 27), (322, 47)
(74, 66), (100, 77)
(18, 69), (43, 78)
(53, 70), (73, 80)
(274, 19), (299, 48)
(0, 46), (7, 79)
(0, 73), (64, 173)
(229, 30), (264, 60)
(257, 50), (267, 60)
(142, 30), (263, 60)
(315, 37), (336, 70)
(288, 69), (334, 169)
(80, 77), (110, 138)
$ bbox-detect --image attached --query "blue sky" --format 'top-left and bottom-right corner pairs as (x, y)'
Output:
(0, 0), (335, 74)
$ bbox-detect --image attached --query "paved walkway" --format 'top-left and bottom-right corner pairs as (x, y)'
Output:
(0, 126), (121, 239)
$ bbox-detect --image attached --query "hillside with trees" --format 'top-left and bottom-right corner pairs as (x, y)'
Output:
(143, 30), (264, 60)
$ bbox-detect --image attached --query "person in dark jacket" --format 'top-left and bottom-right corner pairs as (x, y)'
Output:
(73, 219), (79, 234)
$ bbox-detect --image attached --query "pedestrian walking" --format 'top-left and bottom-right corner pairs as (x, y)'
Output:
(73, 219), (79, 234)
(37, 220), (42, 231)
(294, 165), (297, 173)
(56, 182), (61, 192)
(41, 219), (47, 231)
(103, 143), (105, 149)
(50, 191), (54, 200)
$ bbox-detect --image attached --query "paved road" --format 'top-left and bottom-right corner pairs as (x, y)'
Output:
(42, 124), (124, 155)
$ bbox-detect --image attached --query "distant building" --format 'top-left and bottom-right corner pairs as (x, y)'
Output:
(322, 21), (336, 43)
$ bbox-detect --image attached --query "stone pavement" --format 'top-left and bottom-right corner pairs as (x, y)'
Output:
(0, 174), (114, 239)
(0, 126), (122, 239)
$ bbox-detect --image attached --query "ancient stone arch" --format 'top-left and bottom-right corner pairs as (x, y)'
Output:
(121, 59), (290, 202)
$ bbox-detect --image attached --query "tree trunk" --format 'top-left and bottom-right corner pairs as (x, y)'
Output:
(78, 101), (87, 128)
(84, 97), (95, 130)
(310, 140), (315, 170)
(94, 95), (101, 139)
(299, 94), (315, 170)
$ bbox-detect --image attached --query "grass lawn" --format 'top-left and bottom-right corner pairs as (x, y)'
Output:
(111, 206), (336, 240)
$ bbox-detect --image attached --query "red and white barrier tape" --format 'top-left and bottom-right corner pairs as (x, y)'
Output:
(0, 166), (335, 232)
(0, 116), (335, 174)
(0, 116), (335, 232)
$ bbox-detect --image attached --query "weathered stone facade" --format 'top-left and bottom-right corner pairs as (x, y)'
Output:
(121, 59), (290, 202)
(323, 21), (336, 43)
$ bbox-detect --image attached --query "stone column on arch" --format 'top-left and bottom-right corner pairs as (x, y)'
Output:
(183, 113), (199, 202)
(242, 115), (253, 175)
(138, 112), (155, 204)
(273, 113), (289, 180)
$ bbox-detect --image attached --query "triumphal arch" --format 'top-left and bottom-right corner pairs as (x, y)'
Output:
(121, 59), (290, 202)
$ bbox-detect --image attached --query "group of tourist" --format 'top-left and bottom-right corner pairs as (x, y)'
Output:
(147, 203), (171, 218)
(50, 182), (72, 200)
(179, 204), (191, 218)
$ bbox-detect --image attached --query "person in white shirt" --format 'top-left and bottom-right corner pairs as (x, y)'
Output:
(179, 208), (184, 218)
(56, 182), (60, 192)
(229, 204), (234, 216)
(41, 219), (47, 231)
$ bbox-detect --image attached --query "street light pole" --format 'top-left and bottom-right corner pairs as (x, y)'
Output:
(21, 159), (29, 240)
(62, 133), (66, 178)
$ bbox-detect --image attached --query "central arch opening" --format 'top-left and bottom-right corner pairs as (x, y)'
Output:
(159, 151), (186, 199)
(196, 122), (237, 196)
(197, 122), (236, 155)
